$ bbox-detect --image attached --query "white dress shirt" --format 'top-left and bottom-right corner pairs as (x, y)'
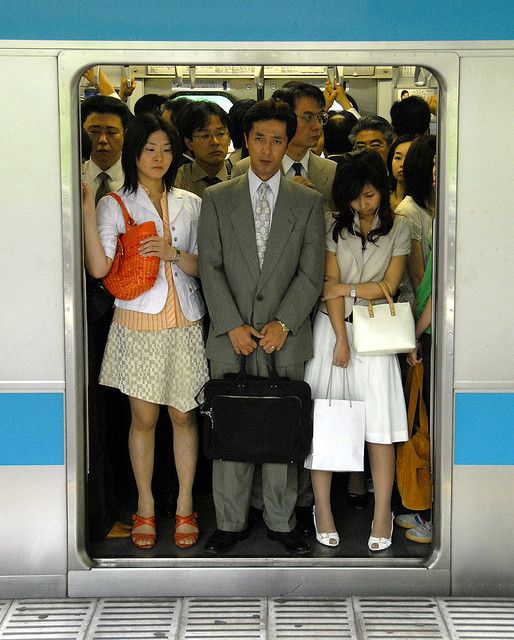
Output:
(83, 157), (124, 196)
(282, 150), (310, 179)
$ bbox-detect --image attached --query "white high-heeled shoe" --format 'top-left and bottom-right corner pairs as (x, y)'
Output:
(313, 506), (340, 547)
(368, 513), (394, 551)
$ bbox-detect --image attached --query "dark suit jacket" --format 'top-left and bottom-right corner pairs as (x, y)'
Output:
(231, 150), (337, 212)
(198, 173), (325, 368)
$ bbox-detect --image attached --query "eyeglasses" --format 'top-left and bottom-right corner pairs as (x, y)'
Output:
(353, 141), (387, 151)
(299, 111), (329, 126)
(192, 130), (230, 142)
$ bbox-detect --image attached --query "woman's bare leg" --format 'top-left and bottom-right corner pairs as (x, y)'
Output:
(367, 442), (395, 539)
(312, 469), (336, 534)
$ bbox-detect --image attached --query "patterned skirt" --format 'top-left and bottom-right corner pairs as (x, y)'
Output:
(99, 322), (209, 412)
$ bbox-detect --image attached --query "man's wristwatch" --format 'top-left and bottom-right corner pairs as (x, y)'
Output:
(276, 319), (289, 332)
(171, 248), (181, 263)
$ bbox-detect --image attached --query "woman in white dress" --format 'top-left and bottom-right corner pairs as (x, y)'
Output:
(305, 150), (410, 551)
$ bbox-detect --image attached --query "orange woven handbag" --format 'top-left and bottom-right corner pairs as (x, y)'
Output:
(102, 192), (160, 300)
(396, 362), (432, 511)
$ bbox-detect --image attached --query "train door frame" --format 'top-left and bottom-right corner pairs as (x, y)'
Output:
(60, 43), (458, 597)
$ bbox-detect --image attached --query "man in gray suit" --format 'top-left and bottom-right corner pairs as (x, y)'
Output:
(231, 83), (337, 212)
(198, 99), (325, 555)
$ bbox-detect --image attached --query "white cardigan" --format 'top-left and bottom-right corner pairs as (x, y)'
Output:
(97, 185), (206, 320)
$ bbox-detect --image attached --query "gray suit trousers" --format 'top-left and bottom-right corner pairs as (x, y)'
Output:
(210, 355), (304, 532)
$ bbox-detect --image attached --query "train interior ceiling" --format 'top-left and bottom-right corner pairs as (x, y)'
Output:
(82, 62), (438, 562)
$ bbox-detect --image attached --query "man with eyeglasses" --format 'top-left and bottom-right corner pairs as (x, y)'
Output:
(175, 101), (231, 198)
(348, 115), (394, 166)
(232, 83), (337, 212)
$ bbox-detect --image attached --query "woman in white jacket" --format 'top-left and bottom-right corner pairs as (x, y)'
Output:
(83, 113), (209, 550)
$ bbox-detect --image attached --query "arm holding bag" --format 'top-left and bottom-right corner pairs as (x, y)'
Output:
(102, 192), (160, 301)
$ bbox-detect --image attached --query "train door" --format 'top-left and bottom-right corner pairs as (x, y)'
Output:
(60, 45), (458, 597)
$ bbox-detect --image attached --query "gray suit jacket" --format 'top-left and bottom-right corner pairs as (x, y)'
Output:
(231, 150), (337, 212)
(198, 173), (325, 367)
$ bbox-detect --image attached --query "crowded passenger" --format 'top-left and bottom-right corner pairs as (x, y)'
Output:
(323, 111), (359, 160)
(349, 115), (393, 166)
(83, 113), (209, 550)
(227, 98), (257, 166)
(395, 134), (436, 306)
(231, 83), (337, 212)
(305, 150), (410, 550)
(390, 95), (431, 139)
(323, 78), (361, 120)
(198, 99), (325, 555)
(174, 101), (231, 197)
(387, 134), (415, 212)
(134, 93), (167, 116)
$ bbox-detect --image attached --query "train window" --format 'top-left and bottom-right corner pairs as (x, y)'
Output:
(80, 63), (439, 563)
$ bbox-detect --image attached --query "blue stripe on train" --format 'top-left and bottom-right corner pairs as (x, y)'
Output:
(0, 393), (64, 466)
(1, 0), (513, 41)
(454, 393), (514, 465)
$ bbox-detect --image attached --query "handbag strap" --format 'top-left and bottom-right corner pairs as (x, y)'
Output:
(108, 192), (136, 228)
(238, 352), (279, 381)
(366, 280), (396, 318)
(407, 362), (429, 438)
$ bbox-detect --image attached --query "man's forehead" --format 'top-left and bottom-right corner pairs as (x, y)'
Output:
(355, 129), (386, 142)
(84, 112), (123, 127)
(250, 119), (287, 135)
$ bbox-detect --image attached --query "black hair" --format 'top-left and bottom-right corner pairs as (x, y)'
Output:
(121, 113), (181, 193)
(161, 96), (192, 129)
(348, 115), (394, 146)
(81, 95), (133, 130)
(324, 111), (359, 156)
(133, 93), (167, 116)
(242, 99), (297, 143)
(228, 99), (257, 149)
(390, 96), (431, 137)
(403, 134), (437, 209)
(386, 134), (416, 191)
(271, 82), (325, 110)
(331, 150), (393, 244)
(177, 101), (230, 144)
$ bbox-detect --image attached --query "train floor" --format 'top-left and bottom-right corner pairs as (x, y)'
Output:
(89, 473), (429, 560)
(1, 596), (513, 639)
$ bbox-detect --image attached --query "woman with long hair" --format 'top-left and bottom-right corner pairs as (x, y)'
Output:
(83, 113), (209, 550)
(305, 150), (410, 551)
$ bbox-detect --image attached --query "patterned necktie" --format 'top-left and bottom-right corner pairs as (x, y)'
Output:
(202, 175), (222, 186)
(255, 182), (271, 269)
(95, 171), (111, 205)
(292, 162), (303, 177)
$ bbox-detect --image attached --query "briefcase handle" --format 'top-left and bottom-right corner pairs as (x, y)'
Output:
(238, 352), (279, 381)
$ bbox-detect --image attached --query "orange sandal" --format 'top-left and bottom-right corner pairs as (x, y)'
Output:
(174, 512), (199, 549)
(131, 513), (156, 550)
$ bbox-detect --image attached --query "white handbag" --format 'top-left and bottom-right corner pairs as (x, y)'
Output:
(304, 369), (366, 472)
(352, 281), (416, 355)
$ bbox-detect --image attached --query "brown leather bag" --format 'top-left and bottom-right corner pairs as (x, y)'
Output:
(102, 192), (160, 300)
(396, 362), (432, 511)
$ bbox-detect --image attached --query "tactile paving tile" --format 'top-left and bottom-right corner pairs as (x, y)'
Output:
(439, 598), (514, 639)
(353, 597), (449, 639)
(178, 597), (265, 639)
(269, 597), (356, 639)
(0, 599), (96, 640)
(84, 598), (180, 639)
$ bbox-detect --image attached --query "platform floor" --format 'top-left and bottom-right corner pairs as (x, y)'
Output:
(0, 597), (513, 639)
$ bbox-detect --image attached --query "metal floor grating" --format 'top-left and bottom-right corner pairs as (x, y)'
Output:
(0, 597), (513, 639)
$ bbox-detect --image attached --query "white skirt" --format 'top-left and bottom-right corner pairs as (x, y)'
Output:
(305, 311), (408, 444)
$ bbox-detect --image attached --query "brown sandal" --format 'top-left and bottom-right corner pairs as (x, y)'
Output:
(174, 512), (199, 549)
(131, 513), (156, 549)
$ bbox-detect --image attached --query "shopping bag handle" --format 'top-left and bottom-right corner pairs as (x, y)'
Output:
(325, 366), (352, 406)
(366, 280), (396, 318)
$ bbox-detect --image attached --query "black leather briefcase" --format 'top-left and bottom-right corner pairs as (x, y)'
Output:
(199, 355), (313, 463)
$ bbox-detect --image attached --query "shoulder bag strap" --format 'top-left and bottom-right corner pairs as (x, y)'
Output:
(107, 192), (135, 227)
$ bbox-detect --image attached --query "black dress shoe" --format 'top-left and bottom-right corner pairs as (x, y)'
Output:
(203, 529), (249, 554)
(295, 505), (315, 536)
(267, 528), (312, 556)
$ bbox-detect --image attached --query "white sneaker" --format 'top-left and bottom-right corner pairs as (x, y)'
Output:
(405, 521), (432, 544)
(395, 512), (425, 530)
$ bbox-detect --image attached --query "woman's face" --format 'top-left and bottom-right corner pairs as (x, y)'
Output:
(350, 182), (381, 217)
(136, 130), (173, 183)
(391, 141), (412, 185)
